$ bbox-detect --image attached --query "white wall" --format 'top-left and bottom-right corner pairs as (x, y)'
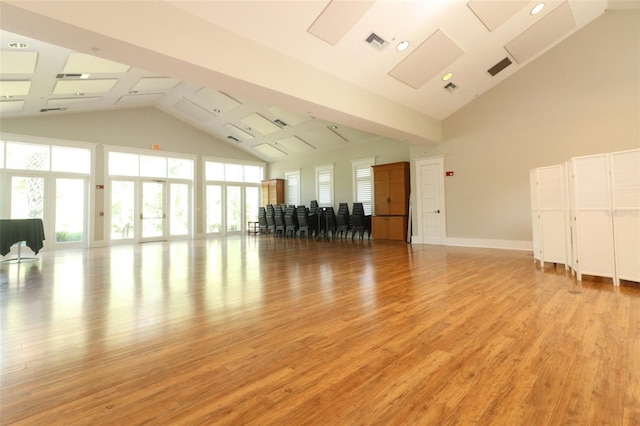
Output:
(411, 9), (640, 246)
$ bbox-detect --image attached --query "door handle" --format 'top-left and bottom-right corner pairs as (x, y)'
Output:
(433, 210), (440, 213)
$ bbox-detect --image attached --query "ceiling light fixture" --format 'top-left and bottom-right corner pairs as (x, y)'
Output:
(530, 3), (544, 15)
(396, 40), (410, 52)
(8, 42), (29, 49)
(442, 72), (454, 81)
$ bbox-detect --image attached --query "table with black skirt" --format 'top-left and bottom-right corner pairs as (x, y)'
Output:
(0, 218), (46, 262)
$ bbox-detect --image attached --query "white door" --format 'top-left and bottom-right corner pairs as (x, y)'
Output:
(416, 157), (445, 245)
(140, 180), (167, 242)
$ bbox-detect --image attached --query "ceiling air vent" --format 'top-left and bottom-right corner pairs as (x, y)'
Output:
(443, 82), (459, 93)
(274, 119), (288, 128)
(365, 32), (387, 50)
(227, 135), (240, 143)
(487, 57), (512, 77)
(40, 107), (68, 112)
(56, 73), (90, 79)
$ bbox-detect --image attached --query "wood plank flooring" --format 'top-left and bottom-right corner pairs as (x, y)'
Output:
(1, 236), (639, 425)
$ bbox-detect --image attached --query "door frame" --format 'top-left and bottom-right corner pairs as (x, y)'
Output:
(139, 179), (168, 243)
(413, 156), (446, 245)
(4, 171), (90, 251)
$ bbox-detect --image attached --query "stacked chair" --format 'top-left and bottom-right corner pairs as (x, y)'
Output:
(335, 203), (351, 238)
(284, 206), (298, 238)
(351, 202), (371, 240)
(258, 207), (268, 235)
(265, 204), (276, 236)
(296, 205), (315, 238)
(274, 205), (286, 237)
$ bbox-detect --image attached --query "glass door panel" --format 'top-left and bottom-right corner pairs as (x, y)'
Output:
(141, 181), (166, 240)
(11, 176), (44, 219)
(111, 181), (135, 240)
(246, 186), (259, 223)
(226, 185), (241, 232)
(206, 184), (222, 233)
(55, 178), (85, 243)
(169, 183), (189, 236)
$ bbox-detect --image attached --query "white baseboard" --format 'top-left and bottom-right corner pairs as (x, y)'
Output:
(412, 236), (533, 251)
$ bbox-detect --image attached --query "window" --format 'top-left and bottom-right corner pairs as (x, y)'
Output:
(107, 150), (193, 180)
(315, 164), (334, 207)
(203, 158), (264, 234)
(285, 170), (300, 206)
(352, 157), (375, 215)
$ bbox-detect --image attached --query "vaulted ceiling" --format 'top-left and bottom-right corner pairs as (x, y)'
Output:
(1, 0), (636, 161)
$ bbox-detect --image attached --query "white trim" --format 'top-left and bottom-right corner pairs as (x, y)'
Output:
(285, 169), (301, 206)
(1, 132), (98, 150)
(202, 154), (265, 168)
(413, 156), (446, 245)
(440, 237), (533, 251)
(315, 164), (334, 207)
(104, 144), (196, 160)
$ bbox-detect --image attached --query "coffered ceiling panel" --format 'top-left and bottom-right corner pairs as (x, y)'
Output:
(240, 113), (281, 135)
(224, 123), (254, 140)
(266, 106), (313, 127)
(505, 2), (576, 64)
(300, 126), (348, 148)
(276, 136), (315, 153)
(0, 100), (24, 112)
(388, 29), (465, 89)
(195, 88), (241, 112)
(467, 0), (530, 32)
(52, 79), (118, 95)
(0, 51), (38, 74)
(63, 53), (130, 74)
(253, 143), (287, 159)
(47, 96), (102, 106)
(0, 80), (31, 96)
(172, 98), (216, 122)
(131, 77), (180, 92)
(116, 93), (164, 105)
(307, 0), (374, 45)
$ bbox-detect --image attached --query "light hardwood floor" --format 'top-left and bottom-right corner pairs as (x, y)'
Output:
(1, 236), (639, 425)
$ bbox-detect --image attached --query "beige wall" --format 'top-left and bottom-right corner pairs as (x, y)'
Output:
(411, 9), (640, 244)
(267, 137), (412, 206)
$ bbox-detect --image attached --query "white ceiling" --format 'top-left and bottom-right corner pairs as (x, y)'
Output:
(0, 0), (637, 161)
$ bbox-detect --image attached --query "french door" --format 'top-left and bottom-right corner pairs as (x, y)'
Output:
(140, 180), (167, 242)
(110, 179), (191, 243)
(6, 173), (88, 250)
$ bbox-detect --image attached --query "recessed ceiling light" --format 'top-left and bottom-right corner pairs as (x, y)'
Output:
(442, 72), (454, 81)
(530, 3), (544, 15)
(8, 42), (29, 49)
(396, 40), (410, 52)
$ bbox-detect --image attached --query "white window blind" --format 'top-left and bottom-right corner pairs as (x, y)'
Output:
(352, 158), (374, 215)
(315, 165), (334, 207)
(285, 170), (300, 206)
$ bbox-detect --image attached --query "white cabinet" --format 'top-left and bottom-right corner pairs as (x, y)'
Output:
(530, 165), (570, 268)
(571, 153), (616, 283)
(610, 149), (640, 284)
(531, 148), (639, 286)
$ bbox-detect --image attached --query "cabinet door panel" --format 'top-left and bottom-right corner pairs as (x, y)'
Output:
(372, 216), (387, 239)
(387, 216), (408, 241)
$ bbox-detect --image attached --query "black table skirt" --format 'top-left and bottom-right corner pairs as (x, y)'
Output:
(0, 219), (46, 256)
